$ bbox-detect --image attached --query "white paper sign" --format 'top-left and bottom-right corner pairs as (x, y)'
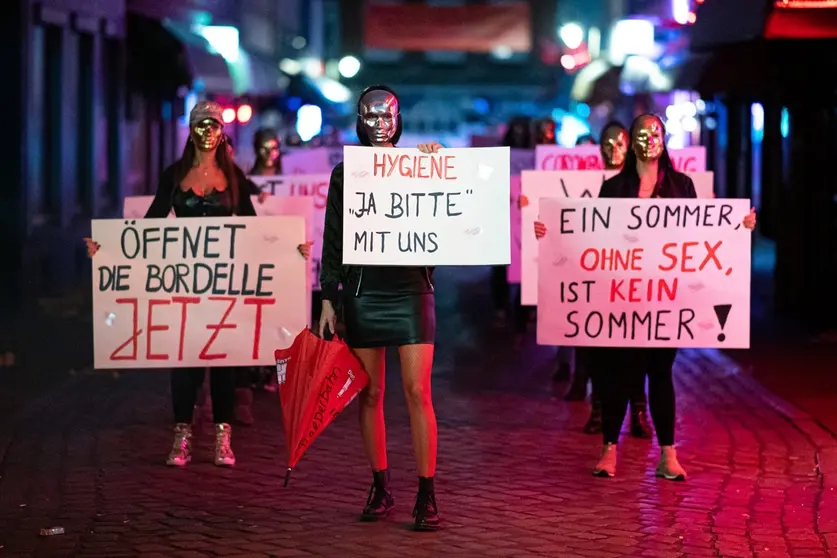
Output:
(342, 146), (511, 265)
(536, 198), (751, 348)
(520, 170), (716, 304)
(249, 174), (331, 290)
(535, 145), (706, 172)
(91, 216), (308, 369)
(282, 147), (343, 174)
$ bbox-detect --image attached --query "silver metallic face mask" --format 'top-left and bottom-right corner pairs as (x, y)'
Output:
(359, 90), (399, 146)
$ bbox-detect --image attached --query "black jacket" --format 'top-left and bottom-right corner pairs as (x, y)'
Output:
(145, 163), (257, 218)
(600, 166), (697, 200)
(319, 163), (434, 303)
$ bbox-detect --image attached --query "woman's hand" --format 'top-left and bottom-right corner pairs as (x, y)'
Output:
(534, 221), (547, 239)
(417, 142), (443, 154)
(518, 194), (530, 210)
(83, 238), (100, 257)
(257, 191), (270, 204)
(318, 300), (337, 339)
(297, 241), (313, 260)
(743, 207), (756, 230)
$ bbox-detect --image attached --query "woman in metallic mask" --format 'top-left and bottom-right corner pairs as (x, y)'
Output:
(319, 85), (441, 531)
(250, 128), (283, 175)
(565, 121), (653, 440)
(535, 114), (756, 480)
(85, 101), (309, 467)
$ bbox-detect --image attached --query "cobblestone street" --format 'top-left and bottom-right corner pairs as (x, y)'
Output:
(1, 268), (835, 557)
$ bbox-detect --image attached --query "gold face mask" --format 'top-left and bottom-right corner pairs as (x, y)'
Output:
(359, 90), (399, 146)
(632, 117), (665, 162)
(191, 119), (223, 152)
(257, 138), (280, 167)
(600, 128), (629, 169)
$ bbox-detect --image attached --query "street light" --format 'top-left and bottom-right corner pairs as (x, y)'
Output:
(338, 56), (361, 78)
(559, 23), (584, 49)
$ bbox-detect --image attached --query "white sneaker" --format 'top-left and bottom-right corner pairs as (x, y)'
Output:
(166, 423), (192, 467)
(656, 446), (687, 481)
(593, 443), (617, 477)
(214, 423), (236, 467)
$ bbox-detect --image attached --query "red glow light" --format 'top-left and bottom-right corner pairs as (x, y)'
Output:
(687, 11), (697, 23)
(237, 104), (253, 124)
(222, 108), (236, 124)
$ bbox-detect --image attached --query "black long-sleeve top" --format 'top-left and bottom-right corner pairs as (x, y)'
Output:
(144, 164), (257, 219)
(319, 163), (434, 303)
(599, 165), (697, 200)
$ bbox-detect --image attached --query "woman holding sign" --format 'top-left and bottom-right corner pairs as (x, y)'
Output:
(85, 101), (310, 468)
(534, 114), (756, 480)
(319, 85), (441, 531)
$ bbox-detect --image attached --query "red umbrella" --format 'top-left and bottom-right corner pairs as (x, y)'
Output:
(274, 329), (368, 485)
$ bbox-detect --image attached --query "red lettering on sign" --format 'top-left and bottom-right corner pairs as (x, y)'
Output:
(199, 297), (238, 360)
(244, 297), (276, 359)
(109, 298), (142, 361)
(659, 241), (723, 272)
(372, 152), (457, 180)
(146, 299), (171, 360)
(172, 296), (200, 361)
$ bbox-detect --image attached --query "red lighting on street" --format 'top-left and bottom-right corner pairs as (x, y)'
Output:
(687, 11), (697, 23)
(237, 104), (253, 124)
(696, 0), (704, 3)
(222, 108), (236, 124)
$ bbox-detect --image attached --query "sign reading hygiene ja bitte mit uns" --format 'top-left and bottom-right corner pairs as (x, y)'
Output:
(342, 146), (511, 266)
(536, 198), (752, 349)
(91, 216), (309, 369)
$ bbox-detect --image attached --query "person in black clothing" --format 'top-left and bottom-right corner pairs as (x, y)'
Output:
(318, 85), (440, 531)
(563, 121), (653, 439)
(85, 101), (309, 466)
(535, 114), (756, 480)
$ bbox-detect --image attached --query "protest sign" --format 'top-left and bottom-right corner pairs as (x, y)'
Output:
(520, 170), (716, 304)
(123, 192), (319, 289)
(342, 146), (510, 265)
(535, 145), (706, 172)
(282, 147), (343, 174)
(536, 198), (751, 348)
(91, 216), (308, 369)
(250, 174), (331, 290)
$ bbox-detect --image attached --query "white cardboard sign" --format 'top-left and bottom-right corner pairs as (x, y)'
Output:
(91, 216), (308, 369)
(342, 146), (511, 266)
(536, 198), (751, 348)
(520, 170), (715, 304)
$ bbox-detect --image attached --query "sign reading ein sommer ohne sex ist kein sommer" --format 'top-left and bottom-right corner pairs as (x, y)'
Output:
(91, 216), (308, 369)
(536, 198), (751, 349)
(342, 146), (511, 266)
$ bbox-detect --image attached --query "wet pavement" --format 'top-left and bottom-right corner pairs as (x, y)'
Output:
(0, 264), (836, 557)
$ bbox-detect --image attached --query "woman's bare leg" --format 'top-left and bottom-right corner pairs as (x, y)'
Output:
(398, 343), (436, 477)
(353, 347), (388, 471)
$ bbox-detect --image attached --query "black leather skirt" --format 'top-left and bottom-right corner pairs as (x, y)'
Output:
(343, 292), (436, 348)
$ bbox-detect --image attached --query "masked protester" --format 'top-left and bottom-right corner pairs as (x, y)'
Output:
(318, 86), (441, 531)
(564, 122), (653, 439)
(84, 101), (310, 467)
(534, 114), (756, 480)
(250, 128), (283, 175)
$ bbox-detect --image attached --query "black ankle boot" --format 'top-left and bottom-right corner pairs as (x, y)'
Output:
(584, 399), (603, 434)
(412, 476), (440, 531)
(361, 469), (394, 521)
(630, 401), (653, 439)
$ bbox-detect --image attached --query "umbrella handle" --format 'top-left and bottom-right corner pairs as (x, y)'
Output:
(283, 468), (292, 487)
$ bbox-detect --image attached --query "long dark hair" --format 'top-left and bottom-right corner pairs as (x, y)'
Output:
(356, 85), (403, 147)
(600, 120), (627, 139)
(502, 116), (533, 148)
(619, 113), (678, 198)
(173, 136), (242, 210)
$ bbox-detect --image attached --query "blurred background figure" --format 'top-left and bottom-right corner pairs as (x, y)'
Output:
(575, 134), (596, 145)
(250, 128), (283, 176)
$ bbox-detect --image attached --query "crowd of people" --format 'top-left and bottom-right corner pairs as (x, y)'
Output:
(84, 87), (757, 532)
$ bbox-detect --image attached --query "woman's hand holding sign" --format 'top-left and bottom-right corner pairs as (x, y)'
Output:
(84, 238), (101, 257)
(417, 142), (444, 154)
(742, 207), (756, 230)
(534, 221), (547, 240)
(297, 241), (313, 260)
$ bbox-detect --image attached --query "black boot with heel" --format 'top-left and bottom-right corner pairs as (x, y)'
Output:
(412, 476), (440, 531)
(361, 469), (394, 521)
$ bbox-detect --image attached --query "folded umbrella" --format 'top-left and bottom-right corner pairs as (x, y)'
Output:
(274, 329), (368, 486)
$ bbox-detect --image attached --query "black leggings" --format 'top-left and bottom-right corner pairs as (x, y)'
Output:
(490, 266), (509, 311)
(171, 368), (236, 424)
(597, 348), (677, 446)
